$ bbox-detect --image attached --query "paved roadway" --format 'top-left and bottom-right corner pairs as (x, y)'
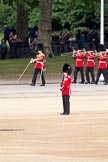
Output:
(0, 82), (108, 116)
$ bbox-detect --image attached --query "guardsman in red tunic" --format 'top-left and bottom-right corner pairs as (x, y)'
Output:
(72, 48), (85, 84)
(95, 44), (108, 85)
(60, 64), (72, 115)
(84, 51), (96, 84)
(106, 49), (108, 79)
(30, 51), (46, 86)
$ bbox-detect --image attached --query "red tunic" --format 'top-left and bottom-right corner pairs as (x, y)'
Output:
(60, 76), (71, 95)
(34, 57), (45, 69)
(73, 52), (84, 67)
(85, 52), (95, 67)
(98, 54), (107, 69)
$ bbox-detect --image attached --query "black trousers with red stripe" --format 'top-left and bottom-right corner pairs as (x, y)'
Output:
(95, 69), (108, 84)
(107, 65), (108, 78)
(85, 67), (95, 83)
(62, 95), (70, 114)
(73, 67), (85, 83)
(32, 68), (45, 85)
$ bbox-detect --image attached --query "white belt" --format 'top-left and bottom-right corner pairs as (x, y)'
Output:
(77, 59), (82, 61)
(99, 61), (106, 63)
(88, 59), (94, 62)
(36, 61), (43, 65)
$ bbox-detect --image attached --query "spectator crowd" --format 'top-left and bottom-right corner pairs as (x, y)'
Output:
(1, 25), (108, 59)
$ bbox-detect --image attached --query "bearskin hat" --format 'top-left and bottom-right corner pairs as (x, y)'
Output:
(36, 43), (44, 53)
(62, 63), (72, 75)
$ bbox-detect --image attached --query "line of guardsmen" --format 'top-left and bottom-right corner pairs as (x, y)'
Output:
(72, 43), (108, 85)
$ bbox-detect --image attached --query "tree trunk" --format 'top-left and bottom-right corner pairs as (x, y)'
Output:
(38, 0), (54, 57)
(16, 3), (28, 42)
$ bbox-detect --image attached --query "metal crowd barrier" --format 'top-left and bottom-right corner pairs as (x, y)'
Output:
(6, 41), (108, 59)
(51, 41), (108, 56)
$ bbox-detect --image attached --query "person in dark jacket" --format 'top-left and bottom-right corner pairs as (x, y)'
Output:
(0, 38), (7, 60)
(3, 25), (10, 42)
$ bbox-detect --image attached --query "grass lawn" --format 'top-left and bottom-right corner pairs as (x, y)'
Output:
(0, 55), (99, 83)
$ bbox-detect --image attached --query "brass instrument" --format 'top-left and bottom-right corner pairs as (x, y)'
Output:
(95, 51), (108, 58)
(83, 49), (98, 57)
(61, 52), (73, 56)
(72, 50), (78, 57)
(72, 48), (85, 57)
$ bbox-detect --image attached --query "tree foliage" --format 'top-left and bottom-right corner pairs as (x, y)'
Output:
(0, 0), (108, 35)
(28, 7), (39, 28)
(0, 3), (16, 30)
(52, 0), (100, 32)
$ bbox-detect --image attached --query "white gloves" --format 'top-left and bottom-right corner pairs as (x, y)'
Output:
(30, 58), (34, 63)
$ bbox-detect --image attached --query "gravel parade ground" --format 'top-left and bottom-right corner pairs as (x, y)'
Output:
(0, 82), (108, 162)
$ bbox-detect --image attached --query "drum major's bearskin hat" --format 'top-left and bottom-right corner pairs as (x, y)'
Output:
(62, 63), (72, 75)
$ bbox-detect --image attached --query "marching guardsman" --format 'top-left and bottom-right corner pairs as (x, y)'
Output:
(107, 63), (108, 79)
(84, 43), (96, 84)
(60, 64), (72, 115)
(30, 50), (46, 86)
(72, 43), (85, 84)
(95, 44), (108, 85)
(106, 49), (108, 79)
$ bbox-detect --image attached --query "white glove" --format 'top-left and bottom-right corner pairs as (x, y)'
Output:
(30, 58), (34, 63)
